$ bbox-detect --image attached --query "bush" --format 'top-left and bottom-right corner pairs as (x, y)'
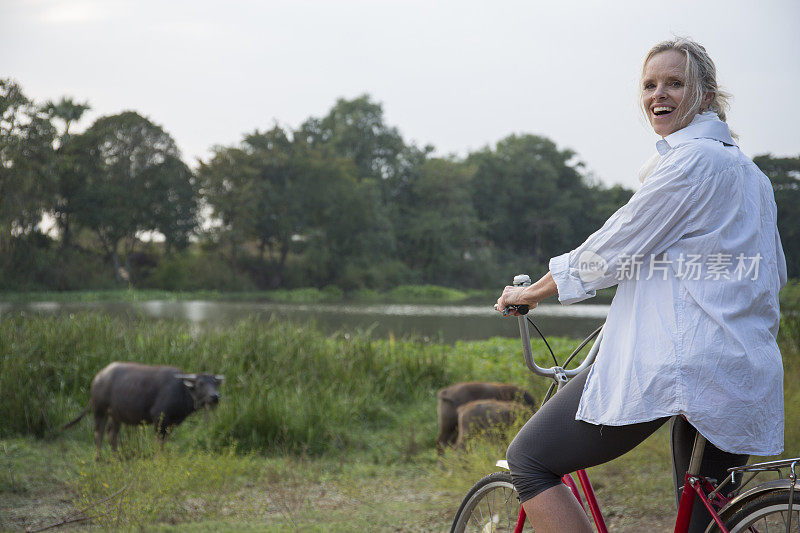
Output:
(779, 314), (800, 355)
(335, 260), (419, 291)
(781, 280), (800, 314)
(144, 251), (256, 292)
(0, 234), (117, 291)
(387, 285), (468, 302)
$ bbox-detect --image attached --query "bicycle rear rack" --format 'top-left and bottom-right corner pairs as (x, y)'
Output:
(729, 457), (800, 489)
(716, 457), (800, 532)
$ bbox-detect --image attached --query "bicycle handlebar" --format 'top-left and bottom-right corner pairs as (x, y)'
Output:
(510, 274), (603, 385)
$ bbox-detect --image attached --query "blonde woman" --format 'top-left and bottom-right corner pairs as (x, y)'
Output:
(497, 38), (787, 533)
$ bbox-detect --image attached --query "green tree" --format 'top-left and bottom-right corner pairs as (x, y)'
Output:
(0, 79), (57, 244)
(395, 158), (482, 285)
(196, 142), (254, 264)
(299, 96), (437, 285)
(297, 94), (417, 227)
(199, 126), (307, 286)
(299, 95), (406, 184)
(468, 134), (587, 266)
(41, 97), (91, 248)
(246, 127), (311, 280)
(574, 183), (634, 245)
(145, 156), (197, 252)
(73, 111), (197, 280)
(302, 161), (396, 288)
(43, 97), (90, 138)
(754, 154), (800, 278)
(199, 125), (394, 288)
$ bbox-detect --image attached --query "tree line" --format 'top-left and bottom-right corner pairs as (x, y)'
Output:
(1, 78), (797, 292)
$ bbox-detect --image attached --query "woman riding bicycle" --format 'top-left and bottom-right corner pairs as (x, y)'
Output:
(496, 37), (787, 533)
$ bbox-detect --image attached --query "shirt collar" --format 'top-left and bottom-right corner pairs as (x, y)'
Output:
(655, 111), (736, 156)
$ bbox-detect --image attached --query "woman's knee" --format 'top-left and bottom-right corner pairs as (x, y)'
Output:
(506, 432), (562, 501)
(505, 430), (529, 472)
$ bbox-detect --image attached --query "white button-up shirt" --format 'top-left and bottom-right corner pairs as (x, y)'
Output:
(549, 113), (787, 455)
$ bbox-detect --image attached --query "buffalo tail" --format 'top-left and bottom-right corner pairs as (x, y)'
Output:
(60, 405), (90, 431)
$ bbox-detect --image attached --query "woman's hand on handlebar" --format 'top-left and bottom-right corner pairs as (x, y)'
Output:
(495, 286), (538, 317)
(495, 272), (559, 317)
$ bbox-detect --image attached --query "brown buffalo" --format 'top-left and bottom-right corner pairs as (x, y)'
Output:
(61, 362), (224, 457)
(436, 382), (536, 450)
(455, 399), (531, 448)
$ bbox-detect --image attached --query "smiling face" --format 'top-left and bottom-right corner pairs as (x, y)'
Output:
(642, 50), (689, 137)
(639, 39), (725, 136)
(641, 49), (709, 137)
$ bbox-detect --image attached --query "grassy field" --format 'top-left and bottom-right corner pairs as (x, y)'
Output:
(1, 312), (798, 531)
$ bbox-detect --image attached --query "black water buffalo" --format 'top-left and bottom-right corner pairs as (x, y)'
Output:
(62, 362), (224, 456)
(436, 382), (536, 450)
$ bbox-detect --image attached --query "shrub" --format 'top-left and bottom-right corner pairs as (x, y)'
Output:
(0, 234), (117, 291)
(144, 252), (256, 292)
(387, 285), (468, 302)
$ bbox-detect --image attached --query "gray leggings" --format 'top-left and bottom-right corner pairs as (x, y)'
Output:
(506, 368), (748, 533)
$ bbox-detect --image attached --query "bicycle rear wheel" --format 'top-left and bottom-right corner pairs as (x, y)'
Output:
(451, 471), (523, 533)
(707, 489), (800, 533)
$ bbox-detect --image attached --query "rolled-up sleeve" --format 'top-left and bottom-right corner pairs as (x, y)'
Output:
(550, 152), (701, 305)
(549, 252), (596, 305)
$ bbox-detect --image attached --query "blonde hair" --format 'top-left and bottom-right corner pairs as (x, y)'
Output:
(639, 38), (732, 126)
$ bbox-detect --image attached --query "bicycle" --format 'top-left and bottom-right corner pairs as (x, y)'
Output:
(450, 274), (800, 533)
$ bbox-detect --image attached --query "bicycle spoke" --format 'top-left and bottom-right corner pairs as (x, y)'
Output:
(468, 489), (505, 532)
(504, 488), (512, 529)
(468, 509), (479, 529)
(742, 509), (800, 533)
(454, 475), (521, 533)
(474, 502), (485, 529)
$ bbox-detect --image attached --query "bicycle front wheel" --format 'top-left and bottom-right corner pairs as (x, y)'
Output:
(709, 489), (800, 533)
(451, 471), (523, 533)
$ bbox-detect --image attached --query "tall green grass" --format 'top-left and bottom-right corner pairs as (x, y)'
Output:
(3, 312), (798, 456)
(0, 313), (572, 457)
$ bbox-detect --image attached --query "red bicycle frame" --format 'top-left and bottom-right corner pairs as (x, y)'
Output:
(674, 471), (732, 533)
(511, 468), (732, 533)
(511, 469), (608, 533)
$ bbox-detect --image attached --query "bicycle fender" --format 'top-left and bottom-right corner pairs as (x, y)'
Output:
(703, 479), (799, 533)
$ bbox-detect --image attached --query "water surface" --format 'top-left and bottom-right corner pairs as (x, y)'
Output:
(0, 300), (608, 343)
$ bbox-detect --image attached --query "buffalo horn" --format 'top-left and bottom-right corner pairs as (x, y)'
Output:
(175, 373), (197, 381)
(215, 375), (225, 382)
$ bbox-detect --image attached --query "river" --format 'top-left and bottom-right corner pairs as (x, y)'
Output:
(0, 299), (608, 343)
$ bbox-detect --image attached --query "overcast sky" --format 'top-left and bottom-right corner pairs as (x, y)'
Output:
(3, 0), (799, 189)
